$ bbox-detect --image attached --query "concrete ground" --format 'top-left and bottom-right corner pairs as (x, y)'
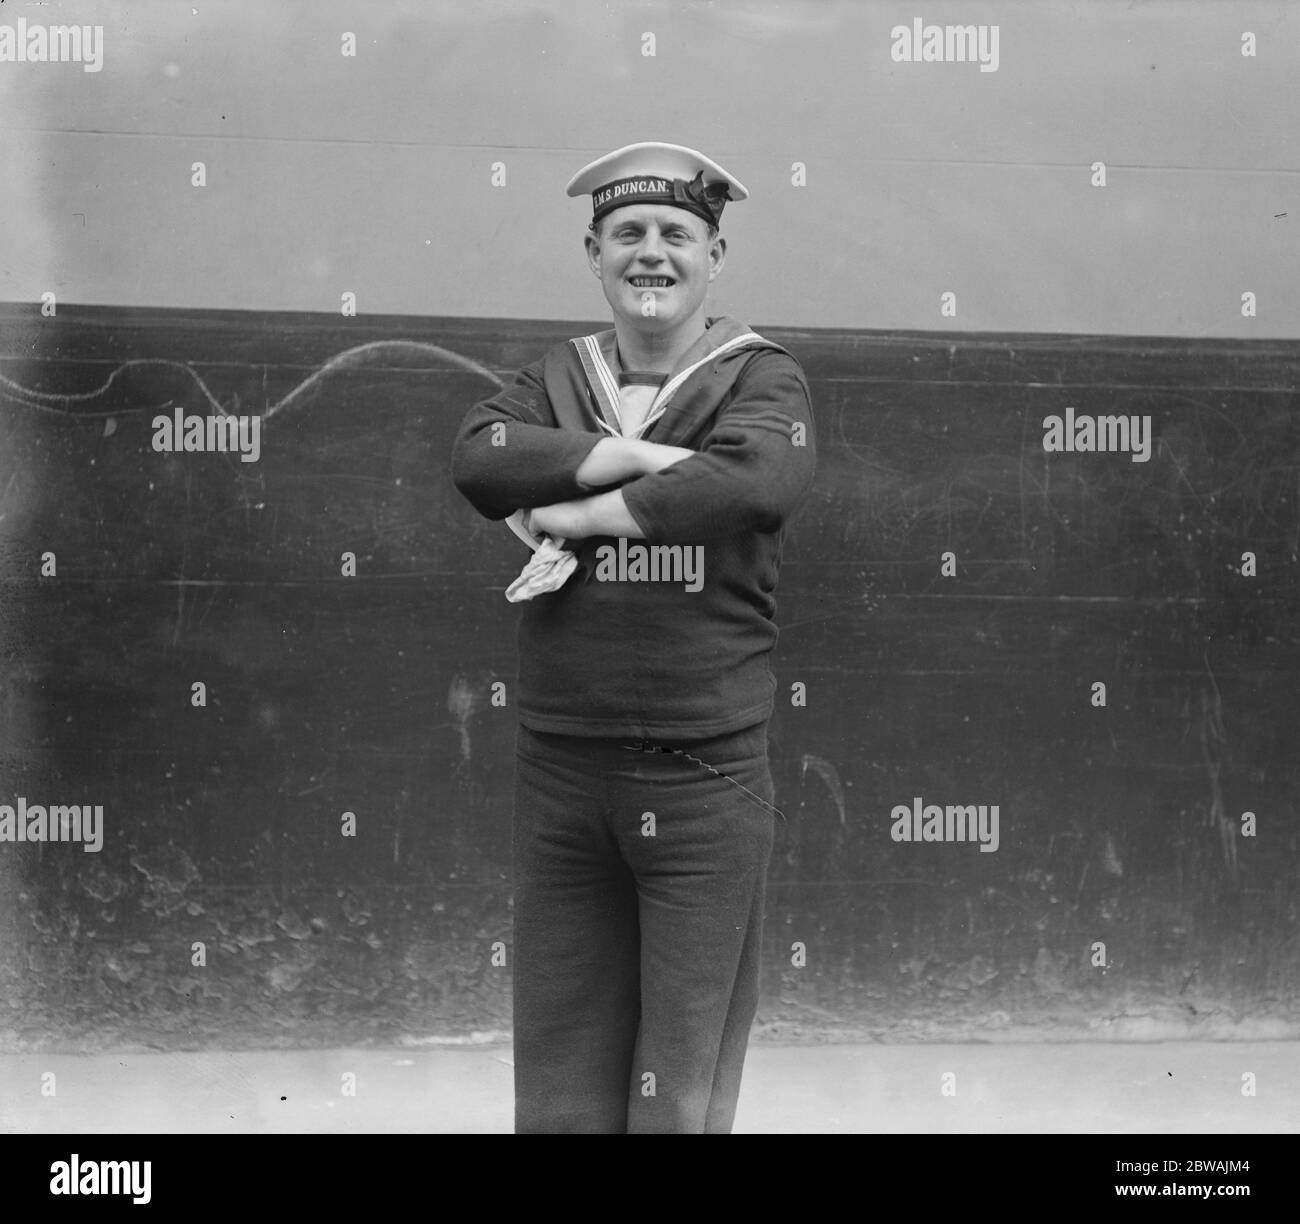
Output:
(2, 1042), (1296, 1133)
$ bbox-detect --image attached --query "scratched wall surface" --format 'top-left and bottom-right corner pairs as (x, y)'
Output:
(0, 304), (1297, 1052)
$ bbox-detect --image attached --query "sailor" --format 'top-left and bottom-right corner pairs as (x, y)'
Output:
(451, 142), (817, 1133)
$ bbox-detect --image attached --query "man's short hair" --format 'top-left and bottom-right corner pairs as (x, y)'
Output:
(590, 215), (719, 241)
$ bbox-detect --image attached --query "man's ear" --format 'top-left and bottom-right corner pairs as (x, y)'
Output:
(708, 234), (727, 281)
(585, 234), (602, 276)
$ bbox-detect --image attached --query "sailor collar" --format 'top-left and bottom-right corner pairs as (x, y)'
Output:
(570, 317), (773, 440)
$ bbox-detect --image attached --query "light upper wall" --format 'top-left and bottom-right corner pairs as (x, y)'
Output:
(0, 0), (1294, 336)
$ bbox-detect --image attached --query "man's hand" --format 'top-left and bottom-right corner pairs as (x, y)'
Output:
(575, 437), (696, 489)
(642, 442), (697, 471)
(529, 489), (646, 540)
(527, 501), (586, 539)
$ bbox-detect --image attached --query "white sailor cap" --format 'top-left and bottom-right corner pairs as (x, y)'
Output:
(565, 142), (748, 230)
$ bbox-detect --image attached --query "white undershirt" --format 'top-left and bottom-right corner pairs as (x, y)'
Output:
(616, 383), (659, 437)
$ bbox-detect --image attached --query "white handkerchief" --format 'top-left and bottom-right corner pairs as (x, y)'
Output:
(505, 535), (579, 602)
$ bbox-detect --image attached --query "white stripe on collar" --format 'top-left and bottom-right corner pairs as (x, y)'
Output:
(572, 335), (624, 434)
(635, 331), (772, 437)
(572, 329), (778, 439)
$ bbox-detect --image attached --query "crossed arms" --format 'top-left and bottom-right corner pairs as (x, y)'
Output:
(524, 438), (695, 539)
(450, 353), (816, 544)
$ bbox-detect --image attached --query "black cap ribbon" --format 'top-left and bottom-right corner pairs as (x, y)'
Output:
(591, 171), (731, 228)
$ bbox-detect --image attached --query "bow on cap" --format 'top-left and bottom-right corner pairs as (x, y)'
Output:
(672, 171), (732, 226)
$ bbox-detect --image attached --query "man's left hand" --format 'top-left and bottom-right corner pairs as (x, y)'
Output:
(528, 500), (587, 539)
(529, 491), (646, 541)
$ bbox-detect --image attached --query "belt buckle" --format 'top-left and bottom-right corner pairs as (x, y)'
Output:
(622, 737), (662, 753)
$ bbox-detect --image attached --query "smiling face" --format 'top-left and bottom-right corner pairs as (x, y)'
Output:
(584, 204), (726, 333)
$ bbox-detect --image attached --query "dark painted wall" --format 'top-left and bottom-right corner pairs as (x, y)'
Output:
(0, 304), (1296, 1051)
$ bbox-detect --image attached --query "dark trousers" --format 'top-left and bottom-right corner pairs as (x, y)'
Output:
(512, 720), (776, 1134)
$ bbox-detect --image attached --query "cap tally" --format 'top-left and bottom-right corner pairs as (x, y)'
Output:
(566, 142), (748, 230)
